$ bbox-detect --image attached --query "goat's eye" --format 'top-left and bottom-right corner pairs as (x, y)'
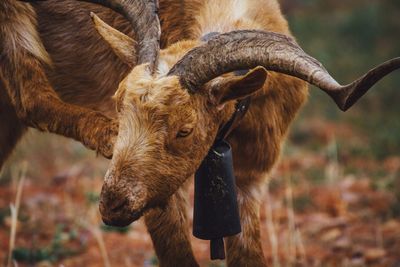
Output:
(176, 127), (193, 138)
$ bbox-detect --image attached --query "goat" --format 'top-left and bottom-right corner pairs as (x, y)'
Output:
(1, 0), (399, 266)
(90, 1), (400, 266)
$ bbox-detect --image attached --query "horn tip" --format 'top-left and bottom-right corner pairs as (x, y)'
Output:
(90, 12), (98, 21)
(90, 12), (100, 25)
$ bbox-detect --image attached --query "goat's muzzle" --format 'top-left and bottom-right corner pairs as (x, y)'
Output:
(99, 179), (147, 227)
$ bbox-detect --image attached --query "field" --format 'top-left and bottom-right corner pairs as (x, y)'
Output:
(1, 0), (400, 266)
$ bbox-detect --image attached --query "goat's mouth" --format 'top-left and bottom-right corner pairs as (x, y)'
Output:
(99, 200), (146, 227)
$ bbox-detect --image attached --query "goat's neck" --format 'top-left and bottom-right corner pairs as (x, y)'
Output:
(193, 0), (264, 38)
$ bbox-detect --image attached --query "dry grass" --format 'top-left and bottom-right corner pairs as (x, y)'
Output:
(81, 207), (111, 267)
(265, 184), (280, 267)
(7, 162), (27, 267)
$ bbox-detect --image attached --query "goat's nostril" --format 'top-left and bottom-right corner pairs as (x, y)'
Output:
(110, 198), (128, 211)
(100, 194), (128, 212)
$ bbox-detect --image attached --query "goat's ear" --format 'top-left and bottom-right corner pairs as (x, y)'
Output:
(90, 12), (137, 67)
(209, 66), (268, 106)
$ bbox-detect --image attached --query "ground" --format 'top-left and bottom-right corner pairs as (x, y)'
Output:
(1, 117), (400, 267)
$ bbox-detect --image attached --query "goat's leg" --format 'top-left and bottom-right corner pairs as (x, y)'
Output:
(0, 86), (27, 171)
(225, 182), (267, 267)
(0, 53), (117, 159)
(1, 2), (117, 159)
(144, 186), (199, 267)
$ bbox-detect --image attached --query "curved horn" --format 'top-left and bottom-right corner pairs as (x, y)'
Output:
(22, 0), (161, 71)
(168, 30), (400, 111)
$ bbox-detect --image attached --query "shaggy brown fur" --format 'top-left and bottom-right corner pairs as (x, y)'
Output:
(0, 0), (119, 163)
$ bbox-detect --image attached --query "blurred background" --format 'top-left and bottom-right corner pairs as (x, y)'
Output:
(1, 0), (400, 266)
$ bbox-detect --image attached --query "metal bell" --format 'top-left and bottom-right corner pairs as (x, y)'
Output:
(193, 140), (242, 260)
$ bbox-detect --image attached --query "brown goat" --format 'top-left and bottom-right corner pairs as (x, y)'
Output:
(1, 0), (399, 266)
(91, 1), (399, 266)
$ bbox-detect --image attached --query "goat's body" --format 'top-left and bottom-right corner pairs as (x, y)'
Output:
(1, 0), (307, 265)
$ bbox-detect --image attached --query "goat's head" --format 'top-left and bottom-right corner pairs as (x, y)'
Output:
(101, 61), (268, 226)
(86, 1), (400, 227)
(92, 17), (269, 224)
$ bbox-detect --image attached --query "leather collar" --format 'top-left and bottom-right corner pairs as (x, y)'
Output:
(215, 96), (251, 141)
